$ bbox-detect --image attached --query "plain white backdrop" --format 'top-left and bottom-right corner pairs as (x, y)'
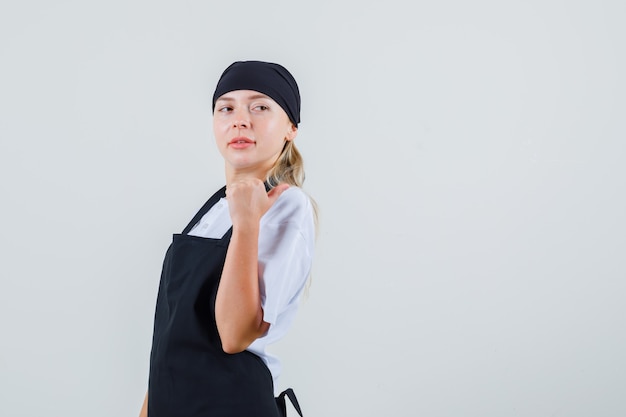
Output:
(1, 1), (625, 416)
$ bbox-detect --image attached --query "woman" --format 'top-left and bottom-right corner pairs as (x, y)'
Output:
(139, 61), (315, 417)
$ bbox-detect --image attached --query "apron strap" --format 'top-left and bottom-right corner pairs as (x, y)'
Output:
(182, 182), (272, 236)
(276, 388), (303, 417)
(182, 185), (227, 235)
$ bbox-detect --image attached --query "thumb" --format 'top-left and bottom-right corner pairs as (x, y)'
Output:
(267, 183), (290, 205)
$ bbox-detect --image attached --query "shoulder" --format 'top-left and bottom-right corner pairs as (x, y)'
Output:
(262, 186), (314, 228)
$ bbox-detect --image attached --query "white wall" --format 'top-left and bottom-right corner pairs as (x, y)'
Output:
(1, 1), (624, 416)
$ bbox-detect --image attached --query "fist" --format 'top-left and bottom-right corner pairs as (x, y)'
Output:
(225, 179), (290, 228)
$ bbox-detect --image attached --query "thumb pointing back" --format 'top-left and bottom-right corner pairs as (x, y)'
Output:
(267, 183), (290, 206)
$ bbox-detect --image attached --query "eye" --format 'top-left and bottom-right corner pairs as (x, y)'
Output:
(217, 106), (233, 112)
(253, 104), (269, 111)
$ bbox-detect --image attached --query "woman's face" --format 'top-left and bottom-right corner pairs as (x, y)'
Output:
(213, 90), (297, 179)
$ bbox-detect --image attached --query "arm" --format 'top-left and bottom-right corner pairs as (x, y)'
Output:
(215, 180), (288, 353)
(139, 391), (148, 417)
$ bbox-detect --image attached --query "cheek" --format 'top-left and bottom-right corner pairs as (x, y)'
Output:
(213, 119), (228, 138)
(264, 118), (290, 137)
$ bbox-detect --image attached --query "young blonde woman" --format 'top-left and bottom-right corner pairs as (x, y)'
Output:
(139, 61), (315, 417)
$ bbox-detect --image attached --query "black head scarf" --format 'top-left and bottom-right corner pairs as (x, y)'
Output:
(212, 60), (301, 126)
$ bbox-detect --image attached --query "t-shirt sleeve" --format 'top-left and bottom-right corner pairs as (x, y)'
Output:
(257, 187), (315, 325)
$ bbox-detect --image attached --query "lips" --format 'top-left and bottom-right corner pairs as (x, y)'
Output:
(229, 136), (255, 144)
(228, 136), (255, 149)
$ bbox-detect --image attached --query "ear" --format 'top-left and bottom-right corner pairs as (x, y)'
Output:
(286, 123), (298, 142)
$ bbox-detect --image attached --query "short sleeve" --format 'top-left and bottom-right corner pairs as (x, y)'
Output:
(257, 187), (315, 325)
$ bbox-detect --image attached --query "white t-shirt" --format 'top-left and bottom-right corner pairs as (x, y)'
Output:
(188, 186), (315, 392)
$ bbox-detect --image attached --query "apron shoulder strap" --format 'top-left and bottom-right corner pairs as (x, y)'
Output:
(181, 185), (227, 234)
(276, 388), (303, 417)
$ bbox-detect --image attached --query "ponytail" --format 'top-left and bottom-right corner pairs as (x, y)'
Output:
(266, 140), (305, 188)
(266, 139), (319, 240)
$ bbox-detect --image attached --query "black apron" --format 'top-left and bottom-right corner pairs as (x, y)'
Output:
(148, 186), (302, 417)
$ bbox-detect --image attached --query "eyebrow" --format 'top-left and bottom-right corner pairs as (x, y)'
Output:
(215, 93), (271, 102)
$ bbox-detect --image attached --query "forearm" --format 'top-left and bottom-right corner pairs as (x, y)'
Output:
(139, 391), (148, 417)
(215, 224), (268, 353)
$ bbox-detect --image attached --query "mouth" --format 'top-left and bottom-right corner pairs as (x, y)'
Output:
(229, 136), (255, 145)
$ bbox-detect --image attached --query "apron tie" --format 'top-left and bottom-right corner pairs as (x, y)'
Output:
(276, 388), (303, 417)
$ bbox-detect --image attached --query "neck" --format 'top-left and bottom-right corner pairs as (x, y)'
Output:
(224, 166), (268, 186)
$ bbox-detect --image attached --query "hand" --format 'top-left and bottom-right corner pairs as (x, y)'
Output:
(226, 179), (290, 229)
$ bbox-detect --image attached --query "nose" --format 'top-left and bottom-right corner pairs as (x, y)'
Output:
(232, 108), (250, 129)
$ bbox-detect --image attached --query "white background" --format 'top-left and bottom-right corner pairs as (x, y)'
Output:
(1, 1), (625, 416)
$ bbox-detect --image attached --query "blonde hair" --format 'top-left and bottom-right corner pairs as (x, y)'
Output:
(266, 140), (304, 187)
(266, 140), (319, 229)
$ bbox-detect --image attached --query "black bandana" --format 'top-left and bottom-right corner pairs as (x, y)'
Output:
(212, 61), (301, 126)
